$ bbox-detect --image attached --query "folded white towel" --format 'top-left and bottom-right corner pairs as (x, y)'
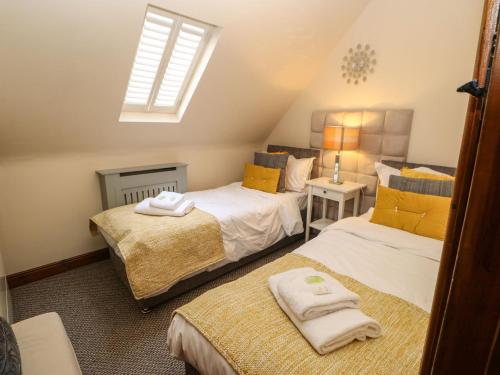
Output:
(134, 198), (195, 217)
(150, 191), (185, 210)
(269, 270), (381, 355)
(277, 267), (360, 321)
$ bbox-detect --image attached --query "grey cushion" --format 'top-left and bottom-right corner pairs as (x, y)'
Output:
(266, 145), (321, 179)
(0, 316), (21, 375)
(382, 160), (456, 176)
(389, 175), (454, 197)
(254, 152), (289, 192)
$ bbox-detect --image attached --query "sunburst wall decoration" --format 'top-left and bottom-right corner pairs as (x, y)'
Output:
(341, 44), (376, 84)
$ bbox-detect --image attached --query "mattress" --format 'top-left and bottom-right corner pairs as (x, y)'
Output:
(99, 182), (307, 290)
(167, 210), (443, 375)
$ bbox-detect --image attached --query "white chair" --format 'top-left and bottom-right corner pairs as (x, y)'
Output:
(11, 312), (82, 375)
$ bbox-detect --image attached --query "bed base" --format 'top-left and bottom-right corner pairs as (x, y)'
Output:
(108, 232), (304, 312)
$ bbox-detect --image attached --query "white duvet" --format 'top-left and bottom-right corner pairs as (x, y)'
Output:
(185, 182), (305, 264)
(167, 212), (443, 375)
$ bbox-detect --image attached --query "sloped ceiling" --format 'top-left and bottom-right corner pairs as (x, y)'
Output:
(0, 0), (369, 157)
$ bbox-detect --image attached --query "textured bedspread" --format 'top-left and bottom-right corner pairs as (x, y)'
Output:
(90, 205), (224, 299)
(173, 253), (429, 375)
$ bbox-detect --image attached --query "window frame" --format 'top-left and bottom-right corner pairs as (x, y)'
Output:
(120, 6), (218, 122)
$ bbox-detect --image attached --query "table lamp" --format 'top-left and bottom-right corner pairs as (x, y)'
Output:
(323, 125), (360, 184)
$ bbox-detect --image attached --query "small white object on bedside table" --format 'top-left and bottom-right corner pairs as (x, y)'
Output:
(305, 177), (366, 241)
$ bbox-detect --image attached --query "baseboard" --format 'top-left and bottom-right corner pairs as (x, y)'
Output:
(7, 248), (109, 289)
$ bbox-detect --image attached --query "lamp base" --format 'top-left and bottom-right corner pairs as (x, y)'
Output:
(328, 179), (344, 185)
(330, 153), (343, 184)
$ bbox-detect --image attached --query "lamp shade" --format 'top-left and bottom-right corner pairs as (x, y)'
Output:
(323, 125), (360, 151)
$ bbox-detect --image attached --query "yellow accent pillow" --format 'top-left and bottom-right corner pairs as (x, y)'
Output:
(242, 163), (281, 194)
(400, 167), (455, 181)
(370, 186), (451, 240)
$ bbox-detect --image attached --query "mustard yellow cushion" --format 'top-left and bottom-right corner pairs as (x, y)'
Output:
(242, 163), (280, 194)
(400, 168), (455, 181)
(370, 186), (451, 240)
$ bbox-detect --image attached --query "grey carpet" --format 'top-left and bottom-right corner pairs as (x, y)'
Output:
(11, 241), (303, 375)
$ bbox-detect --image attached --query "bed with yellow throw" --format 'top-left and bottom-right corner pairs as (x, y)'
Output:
(168, 209), (444, 375)
(90, 206), (225, 300)
(91, 145), (320, 311)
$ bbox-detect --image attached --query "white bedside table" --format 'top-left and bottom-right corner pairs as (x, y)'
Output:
(305, 177), (366, 241)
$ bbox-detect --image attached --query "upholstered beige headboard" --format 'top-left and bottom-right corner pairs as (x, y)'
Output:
(310, 109), (414, 217)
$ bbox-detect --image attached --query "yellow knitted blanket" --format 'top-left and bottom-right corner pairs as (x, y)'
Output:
(90, 205), (224, 300)
(175, 253), (429, 374)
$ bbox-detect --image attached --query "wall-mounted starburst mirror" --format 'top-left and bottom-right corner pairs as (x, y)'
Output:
(341, 44), (376, 84)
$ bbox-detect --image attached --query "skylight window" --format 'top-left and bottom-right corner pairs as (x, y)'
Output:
(120, 6), (220, 123)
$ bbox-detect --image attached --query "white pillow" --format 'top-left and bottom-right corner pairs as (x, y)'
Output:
(412, 166), (450, 176)
(286, 155), (315, 192)
(374, 162), (400, 187)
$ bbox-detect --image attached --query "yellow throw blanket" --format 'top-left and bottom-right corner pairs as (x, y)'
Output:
(175, 253), (429, 375)
(90, 205), (225, 300)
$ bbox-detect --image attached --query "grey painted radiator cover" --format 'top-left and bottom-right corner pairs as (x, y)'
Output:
(96, 162), (188, 210)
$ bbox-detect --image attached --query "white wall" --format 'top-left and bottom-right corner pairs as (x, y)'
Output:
(0, 144), (259, 274)
(0, 168), (11, 321)
(0, 0), (369, 157)
(266, 0), (483, 167)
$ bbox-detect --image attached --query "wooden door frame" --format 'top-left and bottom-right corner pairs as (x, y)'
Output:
(421, 0), (500, 373)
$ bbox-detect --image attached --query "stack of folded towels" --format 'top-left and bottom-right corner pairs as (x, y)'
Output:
(269, 267), (381, 355)
(134, 191), (195, 217)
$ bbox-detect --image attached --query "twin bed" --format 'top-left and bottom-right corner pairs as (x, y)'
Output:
(168, 210), (444, 374)
(92, 146), (320, 311)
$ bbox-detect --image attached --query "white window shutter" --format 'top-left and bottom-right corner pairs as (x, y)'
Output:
(124, 11), (174, 107)
(154, 23), (206, 108)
